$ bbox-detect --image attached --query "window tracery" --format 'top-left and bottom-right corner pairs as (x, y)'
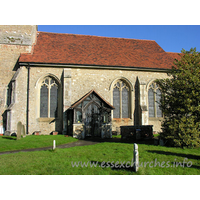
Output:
(113, 80), (130, 118)
(40, 77), (58, 118)
(148, 82), (162, 118)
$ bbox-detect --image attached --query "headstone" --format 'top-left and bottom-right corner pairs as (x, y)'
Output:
(4, 131), (11, 136)
(17, 121), (22, 140)
(154, 138), (159, 145)
(53, 140), (56, 150)
(0, 120), (4, 135)
(133, 143), (139, 172)
(21, 125), (26, 137)
(159, 139), (164, 146)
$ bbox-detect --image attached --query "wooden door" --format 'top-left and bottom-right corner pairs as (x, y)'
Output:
(84, 103), (101, 137)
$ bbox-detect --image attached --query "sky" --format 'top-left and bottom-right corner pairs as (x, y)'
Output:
(38, 25), (200, 53)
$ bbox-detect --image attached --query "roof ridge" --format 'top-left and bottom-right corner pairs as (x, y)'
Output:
(37, 31), (156, 42)
(167, 52), (181, 54)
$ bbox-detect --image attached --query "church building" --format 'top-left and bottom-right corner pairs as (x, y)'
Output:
(0, 25), (179, 138)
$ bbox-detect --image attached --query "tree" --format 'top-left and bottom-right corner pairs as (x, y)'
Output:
(155, 48), (200, 148)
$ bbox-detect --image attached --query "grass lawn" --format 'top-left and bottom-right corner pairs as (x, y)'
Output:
(0, 135), (78, 152)
(0, 137), (199, 175)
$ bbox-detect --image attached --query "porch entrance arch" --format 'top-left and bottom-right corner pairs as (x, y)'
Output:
(68, 90), (114, 139)
(84, 101), (101, 137)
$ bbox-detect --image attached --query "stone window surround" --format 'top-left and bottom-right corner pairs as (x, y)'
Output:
(40, 77), (58, 118)
(147, 80), (163, 119)
(110, 77), (133, 119)
(6, 80), (16, 108)
(36, 73), (62, 120)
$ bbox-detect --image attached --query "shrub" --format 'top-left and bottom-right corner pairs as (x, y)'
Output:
(156, 48), (200, 148)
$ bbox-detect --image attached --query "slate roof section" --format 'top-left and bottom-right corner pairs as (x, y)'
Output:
(19, 31), (177, 70)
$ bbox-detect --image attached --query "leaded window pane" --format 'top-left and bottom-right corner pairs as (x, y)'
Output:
(40, 85), (48, 117)
(148, 88), (155, 117)
(50, 84), (58, 118)
(113, 87), (120, 118)
(76, 110), (82, 123)
(50, 79), (55, 85)
(45, 79), (49, 84)
(122, 87), (129, 118)
(156, 89), (162, 117)
(7, 87), (11, 106)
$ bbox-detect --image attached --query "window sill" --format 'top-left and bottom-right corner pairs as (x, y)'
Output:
(149, 117), (163, 121)
(37, 118), (56, 122)
(113, 118), (132, 122)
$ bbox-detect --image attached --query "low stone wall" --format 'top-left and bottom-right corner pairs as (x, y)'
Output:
(73, 123), (112, 139)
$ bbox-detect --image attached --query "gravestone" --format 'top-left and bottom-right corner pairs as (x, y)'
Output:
(4, 131), (11, 136)
(159, 139), (164, 146)
(21, 125), (26, 137)
(17, 121), (22, 140)
(133, 143), (139, 172)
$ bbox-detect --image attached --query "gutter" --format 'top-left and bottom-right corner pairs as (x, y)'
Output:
(19, 62), (170, 73)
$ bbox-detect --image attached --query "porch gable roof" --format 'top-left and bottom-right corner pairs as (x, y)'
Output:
(70, 90), (115, 110)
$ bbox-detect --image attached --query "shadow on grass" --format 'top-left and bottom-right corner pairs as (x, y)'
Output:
(90, 160), (135, 172)
(84, 136), (155, 146)
(2, 136), (16, 140)
(147, 150), (200, 160)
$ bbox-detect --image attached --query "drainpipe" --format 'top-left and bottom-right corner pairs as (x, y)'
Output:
(26, 64), (30, 135)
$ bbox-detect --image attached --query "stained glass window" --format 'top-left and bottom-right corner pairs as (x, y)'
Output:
(148, 83), (162, 118)
(122, 87), (129, 118)
(148, 88), (154, 117)
(40, 77), (58, 118)
(40, 85), (48, 117)
(50, 84), (58, 118)
(113, 80), (130, 118)
(156, 89), (162, 117)
(113, 87), (120, 118)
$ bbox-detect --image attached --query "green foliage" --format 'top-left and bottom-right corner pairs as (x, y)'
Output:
(156, 48), (200, 148)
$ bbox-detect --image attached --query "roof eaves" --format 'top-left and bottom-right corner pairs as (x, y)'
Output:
(18, 62), (171, 72)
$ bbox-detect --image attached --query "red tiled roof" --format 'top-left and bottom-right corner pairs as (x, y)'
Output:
(167, 52), (183, 60)
(19, 31), (176, 69)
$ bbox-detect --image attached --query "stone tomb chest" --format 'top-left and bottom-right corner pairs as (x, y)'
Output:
(66, 90), (114, 139)
(120, 125), (153, 140)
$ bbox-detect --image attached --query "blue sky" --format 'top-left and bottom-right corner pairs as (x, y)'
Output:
(38, 25), (200, 53)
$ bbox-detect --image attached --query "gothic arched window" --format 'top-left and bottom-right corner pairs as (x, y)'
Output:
(40, 77), (58, 118)
(113, 80), (130, 118)
(148, 82), (162, 118)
